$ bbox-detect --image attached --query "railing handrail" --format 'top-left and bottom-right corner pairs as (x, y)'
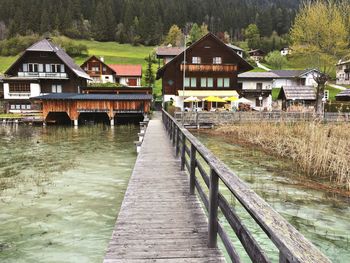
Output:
(162, 109), (331, 263)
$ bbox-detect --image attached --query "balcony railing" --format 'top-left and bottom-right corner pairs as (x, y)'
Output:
(180, 63), (238, 72)
(18, 72), (68, 79)
(7, 92), (31, 98)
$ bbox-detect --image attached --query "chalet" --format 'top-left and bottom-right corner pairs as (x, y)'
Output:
(109, 65), (142, 87)
(156, 46), (184, 66)
(0, 75), (3, 99)
(3, 38), (91, 113)
(277, 86), (316, 112)
(156, 33), (253, 110)
(81, 56), (142, 87)
(336, 59), (350, 85)
(81, 56), (116, 83)
(248, 49), (266, 61)
(238, 71), (276, 110)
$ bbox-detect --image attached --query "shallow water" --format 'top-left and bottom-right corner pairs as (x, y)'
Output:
(195, 132), (350, 263)
(0, 124), (138, 263)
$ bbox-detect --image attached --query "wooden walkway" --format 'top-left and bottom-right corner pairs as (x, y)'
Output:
(104, 115), (225, 262)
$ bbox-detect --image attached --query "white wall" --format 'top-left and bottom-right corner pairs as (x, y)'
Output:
(4, 82), (41, 100)
(273, 79), (297, 88)
(101, 75), (115, 83)
(240, 80), (273, 90)
(120, 77), (142, 87)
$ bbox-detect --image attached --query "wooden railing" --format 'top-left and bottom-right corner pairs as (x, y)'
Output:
(162, 109), (331, 263)
(174, 111), (350, 126)
(180, 63), (238, 72)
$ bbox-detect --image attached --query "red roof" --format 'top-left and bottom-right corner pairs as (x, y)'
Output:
(109, 64), (142, 77)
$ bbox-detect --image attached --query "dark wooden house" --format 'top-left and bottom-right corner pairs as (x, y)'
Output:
(248, 49), (266, 61)
(3, 38), (91, 113)
(156, 33), (253, 110)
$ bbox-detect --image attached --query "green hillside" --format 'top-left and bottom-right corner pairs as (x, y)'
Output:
(0, 40), (162, 96)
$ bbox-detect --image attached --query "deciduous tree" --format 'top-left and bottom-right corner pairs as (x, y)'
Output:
(290, 0), (348, 113)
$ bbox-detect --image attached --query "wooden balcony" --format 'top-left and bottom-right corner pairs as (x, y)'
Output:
(18, 72), (68, 79)
(180, 64), (237, 72)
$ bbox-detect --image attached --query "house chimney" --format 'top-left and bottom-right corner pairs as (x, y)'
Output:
(100, 57), (104, 62)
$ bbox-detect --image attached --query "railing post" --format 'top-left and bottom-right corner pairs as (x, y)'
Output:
(176, 127), (180, 157)
(189, 144), (196, 195)
(208, 168), (219, 248)
(279, 251), (289, 263)
(180, 133), (186, 171)
(172, 122), (176, 147)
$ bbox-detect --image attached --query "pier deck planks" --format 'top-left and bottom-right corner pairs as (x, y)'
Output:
(104, 116), (225, 262)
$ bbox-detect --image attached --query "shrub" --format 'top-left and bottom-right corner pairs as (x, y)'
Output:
(0, 35), (41, 56)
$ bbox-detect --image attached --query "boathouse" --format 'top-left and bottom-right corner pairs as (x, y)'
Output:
(33, 92), (152, 126)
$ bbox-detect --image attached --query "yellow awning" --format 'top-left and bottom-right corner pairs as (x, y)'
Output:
(177, 90), (239, 98)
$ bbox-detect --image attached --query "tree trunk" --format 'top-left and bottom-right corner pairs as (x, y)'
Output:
(314, 73), (328, 116)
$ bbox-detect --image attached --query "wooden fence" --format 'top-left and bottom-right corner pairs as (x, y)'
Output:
(162, 109), (331, 263)
(174, 111), (350, 126)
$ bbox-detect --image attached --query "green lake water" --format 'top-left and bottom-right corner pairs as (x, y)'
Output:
(195, 132), (350, 263)
(0, 124), (138, 263)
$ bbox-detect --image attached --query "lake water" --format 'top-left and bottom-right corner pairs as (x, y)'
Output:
(0, 124), (138, 263)
(195, 132), (350, 263)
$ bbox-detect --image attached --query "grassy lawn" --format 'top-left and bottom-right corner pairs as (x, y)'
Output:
(0, 40), (163, 97)
(325, 85), (342, 101)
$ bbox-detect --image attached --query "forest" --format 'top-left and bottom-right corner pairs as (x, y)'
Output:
(0, 0), (299, 45)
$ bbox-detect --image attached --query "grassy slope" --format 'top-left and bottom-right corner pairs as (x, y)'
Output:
(0, 40), (162, 96)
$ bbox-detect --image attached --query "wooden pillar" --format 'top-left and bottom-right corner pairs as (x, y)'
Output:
(189, 144), (196, 195)
(208, 168), (219, 248)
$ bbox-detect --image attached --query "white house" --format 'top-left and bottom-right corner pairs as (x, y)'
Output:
(336, 59), (350, 85)
(109, 65), (142, 87)
(271, 69), (319, 88)
(280, 47), (290, 56)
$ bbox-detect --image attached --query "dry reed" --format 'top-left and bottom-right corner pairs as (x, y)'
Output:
(215, 122), (350, 190)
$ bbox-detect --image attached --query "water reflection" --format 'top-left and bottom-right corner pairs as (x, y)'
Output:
(196, 132), (350, 263)
(0, 124), (138, 263)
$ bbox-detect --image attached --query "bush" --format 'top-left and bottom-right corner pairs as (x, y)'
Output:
(53, 36), (88, 57)
(0, 35), (41, 56)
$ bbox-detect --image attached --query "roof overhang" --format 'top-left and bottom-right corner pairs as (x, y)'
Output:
(32, 93), (153, 101)
(176, 90), (239, 98)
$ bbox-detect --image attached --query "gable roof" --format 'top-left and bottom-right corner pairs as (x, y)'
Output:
(238, 71), (279, 79)
(335, 89), (350, 100)
(278, 86), (316, 100)
(109, 65), (142, 77)
(5, 39), (91, 80)
(226, 44), (243, 52)
(156, 47), (184, 57)
(81, 55), (115, 73)
(271, 69), (320, 79)
(156, 33), (253, 79)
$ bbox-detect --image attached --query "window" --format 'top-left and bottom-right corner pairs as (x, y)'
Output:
(15, 105), (20, 110)
(10, 105), (15, 110)
(213, 57), (222, 64)
(192, 57), (201, 64)
(217, 78), (223, 88)
(184, 77), (196, 87)
(28, 63), (39, 72)
(9, 83), (30, 93)
(103, 66), (107, 72)
(256, 83), (263, 91)
(26, 104), (31, 110)
(224, 78), (230, 87)
(21, 105), (26, 110)
(52, 84), (62, 93)
(256, 98), (262, 107)
(92, 66), (99, 72)
(51, 64), (62, 73)
(201, 78), (213, 88)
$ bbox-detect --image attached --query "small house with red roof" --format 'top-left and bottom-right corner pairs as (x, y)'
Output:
(81, 56), (142, 87)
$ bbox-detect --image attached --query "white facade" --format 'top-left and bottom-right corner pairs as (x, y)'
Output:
(273, 72), (318, 88)
(119, 77), (142, 87)
(336, 61), (350, 85)
(3, 82), (41, 100)
(240, 80), (273, 91)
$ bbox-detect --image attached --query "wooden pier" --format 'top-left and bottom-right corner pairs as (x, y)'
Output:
(104, 113), (225, 262)
(104, 110), (331, 263)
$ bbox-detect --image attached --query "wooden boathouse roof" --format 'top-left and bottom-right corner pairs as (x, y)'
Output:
(33, 93), (153, 101)
(278, 86), (316, 101)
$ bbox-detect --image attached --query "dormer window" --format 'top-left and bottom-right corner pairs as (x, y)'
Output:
(213, 57), (222, 64)
(192, 57), (201, 64)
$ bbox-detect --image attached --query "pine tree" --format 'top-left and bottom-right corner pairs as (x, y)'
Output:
(144, 55), (155, 88)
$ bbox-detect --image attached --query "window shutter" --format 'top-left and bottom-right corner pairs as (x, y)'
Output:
(39, 64), (44, 72)
(57, 85), (62, 93)
(23, 64), (28, 72)
(60, 64), (65, 73)
(46, 64), (51, 72)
